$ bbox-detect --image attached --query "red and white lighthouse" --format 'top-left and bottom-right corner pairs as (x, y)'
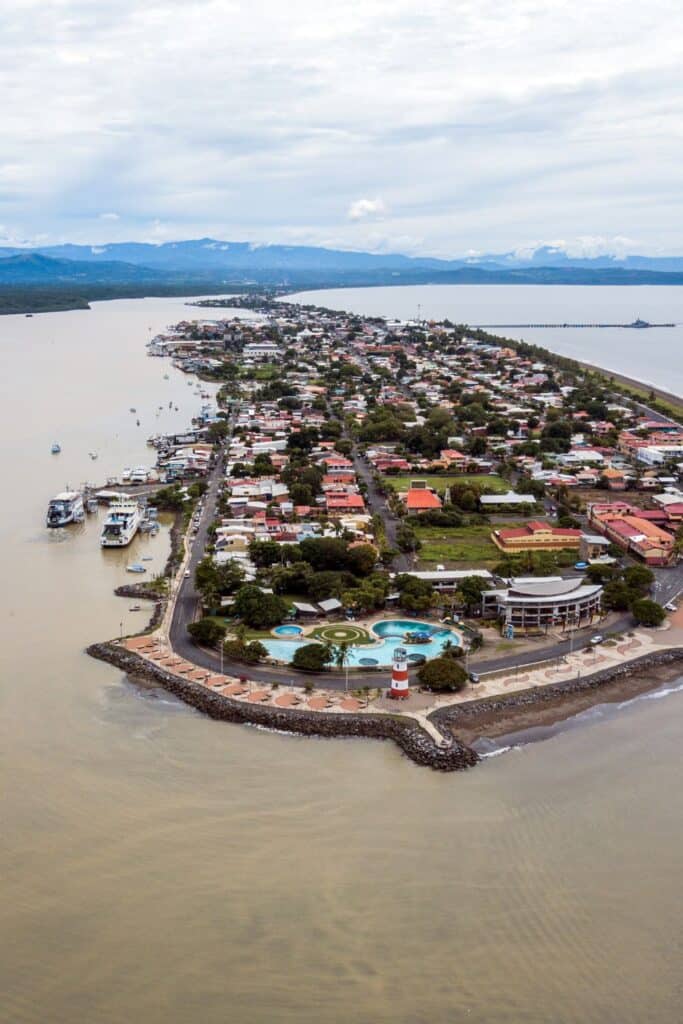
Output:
(388, 646), (410, 700)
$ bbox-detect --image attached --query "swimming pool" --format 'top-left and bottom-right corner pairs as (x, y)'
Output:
(273, 625), (303, 636)
(261, 619), (459, 668)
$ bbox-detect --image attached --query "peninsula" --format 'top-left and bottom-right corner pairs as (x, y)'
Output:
(89, 295), (683, 769)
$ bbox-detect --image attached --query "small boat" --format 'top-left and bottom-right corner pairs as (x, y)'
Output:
(86, 497), (99, 513)
(126, 563), (146, 574)
(25, 313), (33, 317)
(129, 407), (136, 413)
(141, 556), (153, 561)
(89, 451), (98, 460)
(136, 419), (140, 426)
(51, 443), (61, 454)
(163, 374), (169, 380)
(129, 605), (142, 612)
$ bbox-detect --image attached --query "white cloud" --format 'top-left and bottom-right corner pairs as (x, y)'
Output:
(99, 212), (119, 221)
(0, 0), (682, 254)
(347, 197), (387, 221)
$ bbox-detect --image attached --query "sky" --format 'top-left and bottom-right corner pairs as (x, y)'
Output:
(3, 0), (683, 257)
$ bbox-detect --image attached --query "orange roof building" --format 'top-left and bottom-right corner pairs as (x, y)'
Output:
(492, 521), (582, 554)
(403, 488), (443, 512)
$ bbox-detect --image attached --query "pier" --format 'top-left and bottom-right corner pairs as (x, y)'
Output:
(473, 320), (676, 329)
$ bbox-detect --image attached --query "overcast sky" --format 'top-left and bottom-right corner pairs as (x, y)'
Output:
(3, 0), (683, 256)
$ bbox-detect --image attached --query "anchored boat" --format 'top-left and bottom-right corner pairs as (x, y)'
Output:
(46, 491), (84, 528)
(100, 499), (142, 547)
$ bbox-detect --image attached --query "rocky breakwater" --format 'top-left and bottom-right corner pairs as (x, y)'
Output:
(86, 641), (480, 772)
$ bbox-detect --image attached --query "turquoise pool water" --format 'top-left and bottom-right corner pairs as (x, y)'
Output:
(261, 619), (459, 668)
(273, 625), (303, 636)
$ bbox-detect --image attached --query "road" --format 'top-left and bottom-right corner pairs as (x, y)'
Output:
(351, 448), (412, 572)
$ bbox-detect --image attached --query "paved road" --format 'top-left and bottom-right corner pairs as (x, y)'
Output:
(351, 448), (412, 572)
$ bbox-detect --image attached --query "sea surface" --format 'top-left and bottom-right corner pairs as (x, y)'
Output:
(2, 294), (683, 1024)
(289, 284), (683, 396)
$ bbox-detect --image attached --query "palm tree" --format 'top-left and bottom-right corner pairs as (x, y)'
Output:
(333, 641), (351, 693)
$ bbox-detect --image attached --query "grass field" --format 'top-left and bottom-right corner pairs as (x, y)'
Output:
(415, 523), (501, 566)
(310, 624), (373, 645)
(383, 474), (509, 494)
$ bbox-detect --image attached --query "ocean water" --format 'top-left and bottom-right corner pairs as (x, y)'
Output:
(2, 294), (683, 1023)
(289, 283), (683, 396)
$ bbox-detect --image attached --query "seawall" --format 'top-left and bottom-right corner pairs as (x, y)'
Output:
(87, 641), (480, 772)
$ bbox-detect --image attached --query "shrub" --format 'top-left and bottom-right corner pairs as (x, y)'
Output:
(417, 657), (468, 692)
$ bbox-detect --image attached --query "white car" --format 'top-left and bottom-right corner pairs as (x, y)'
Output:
(590, 634), (604, 645)
(184, 570), (191, 578)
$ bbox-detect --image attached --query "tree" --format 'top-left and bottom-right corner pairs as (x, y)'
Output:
(233, 585), (288, 629)
(223, 637), (268, 664)
(346, 543), (379, 575)
(248, 540), (283, 568)
(624, 565), (654, 594)
(291, 643), (333, 671)
(456, 575), (490, 614)
(631, 598), (665, 627)
(187, 618), (226, 647)
(396, 523), (420, 553)
(417, 657), (468, 692)
(333, 641), (351, 692)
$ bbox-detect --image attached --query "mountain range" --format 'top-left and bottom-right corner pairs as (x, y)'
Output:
(3, 239), (683, 291)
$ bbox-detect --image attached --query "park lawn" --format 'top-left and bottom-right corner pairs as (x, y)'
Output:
(383, 473), (509, 494)
(415, 523), (500, 566)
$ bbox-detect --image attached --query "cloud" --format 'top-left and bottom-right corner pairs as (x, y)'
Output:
(1, 0), (683, 254)
(99, 212), (119, 221)
(347, 198), (387, 221)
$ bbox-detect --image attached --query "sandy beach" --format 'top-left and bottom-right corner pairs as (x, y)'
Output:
(449, 661), (683, 746)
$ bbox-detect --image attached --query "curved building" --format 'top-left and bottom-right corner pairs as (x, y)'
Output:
(482, 577), (603, 632)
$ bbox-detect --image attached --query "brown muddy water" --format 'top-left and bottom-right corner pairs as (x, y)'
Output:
(2, 296), (683, 1024)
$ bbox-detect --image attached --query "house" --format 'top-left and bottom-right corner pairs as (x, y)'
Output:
(601, 468), (627, 491)
(403, 487), (442, 512)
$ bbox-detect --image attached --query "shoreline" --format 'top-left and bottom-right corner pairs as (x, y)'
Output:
(450, 662), (683, 748)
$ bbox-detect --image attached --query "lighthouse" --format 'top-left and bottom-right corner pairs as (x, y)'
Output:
(388, 646), (410, 700)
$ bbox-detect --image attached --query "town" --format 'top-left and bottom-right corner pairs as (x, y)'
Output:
(96, 295), (683, 766)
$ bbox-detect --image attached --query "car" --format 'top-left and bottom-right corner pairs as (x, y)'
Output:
(590, 634), (604, 645)
(184, 570), (191, 578)
(468, 672), (480, 684)
(665, 602), (677, 612)
(574, 561), (589, 570)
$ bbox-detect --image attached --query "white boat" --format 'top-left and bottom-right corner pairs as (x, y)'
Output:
(51, 443), (61, 454)
(121, 467), (132, 483)
(46, 491), (84, 528)
(100, 499), (142, 547)
(126, 563), (146, 573)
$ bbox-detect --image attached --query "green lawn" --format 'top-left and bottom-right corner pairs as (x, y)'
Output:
(415, 523), (500, 566)
(383, 474), (509, 494)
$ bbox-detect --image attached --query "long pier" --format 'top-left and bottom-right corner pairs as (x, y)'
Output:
(473, 322), (676, 329)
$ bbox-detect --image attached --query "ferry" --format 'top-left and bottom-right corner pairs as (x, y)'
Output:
(46, 491), (84, 528)
(100, 499), (142, 547)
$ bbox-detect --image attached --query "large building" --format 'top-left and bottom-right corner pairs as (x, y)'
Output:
(491, 520), (581, 554)
(588, 502), (675, 566)
(482, 577), (603, 632)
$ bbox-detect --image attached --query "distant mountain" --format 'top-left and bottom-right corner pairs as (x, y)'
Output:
(2, 240), (683, 290)
(0, 253), (177, 285)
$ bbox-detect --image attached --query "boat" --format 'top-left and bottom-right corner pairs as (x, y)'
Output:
(141, 556), (153, 561)
(51, 443), (61, 454)
(130, 407), (136, 413)
(163, 374), (169, 380)
(46, 491), (84, 528)
(121, 467), (132, 483)
(126, 563), (146, 573)
(100, 499), (143, 547)
(86, 497), (99, 513)
(129, 605), (142, 611)
(89, 451), (98, 460)
(25, 313), (33, 317)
